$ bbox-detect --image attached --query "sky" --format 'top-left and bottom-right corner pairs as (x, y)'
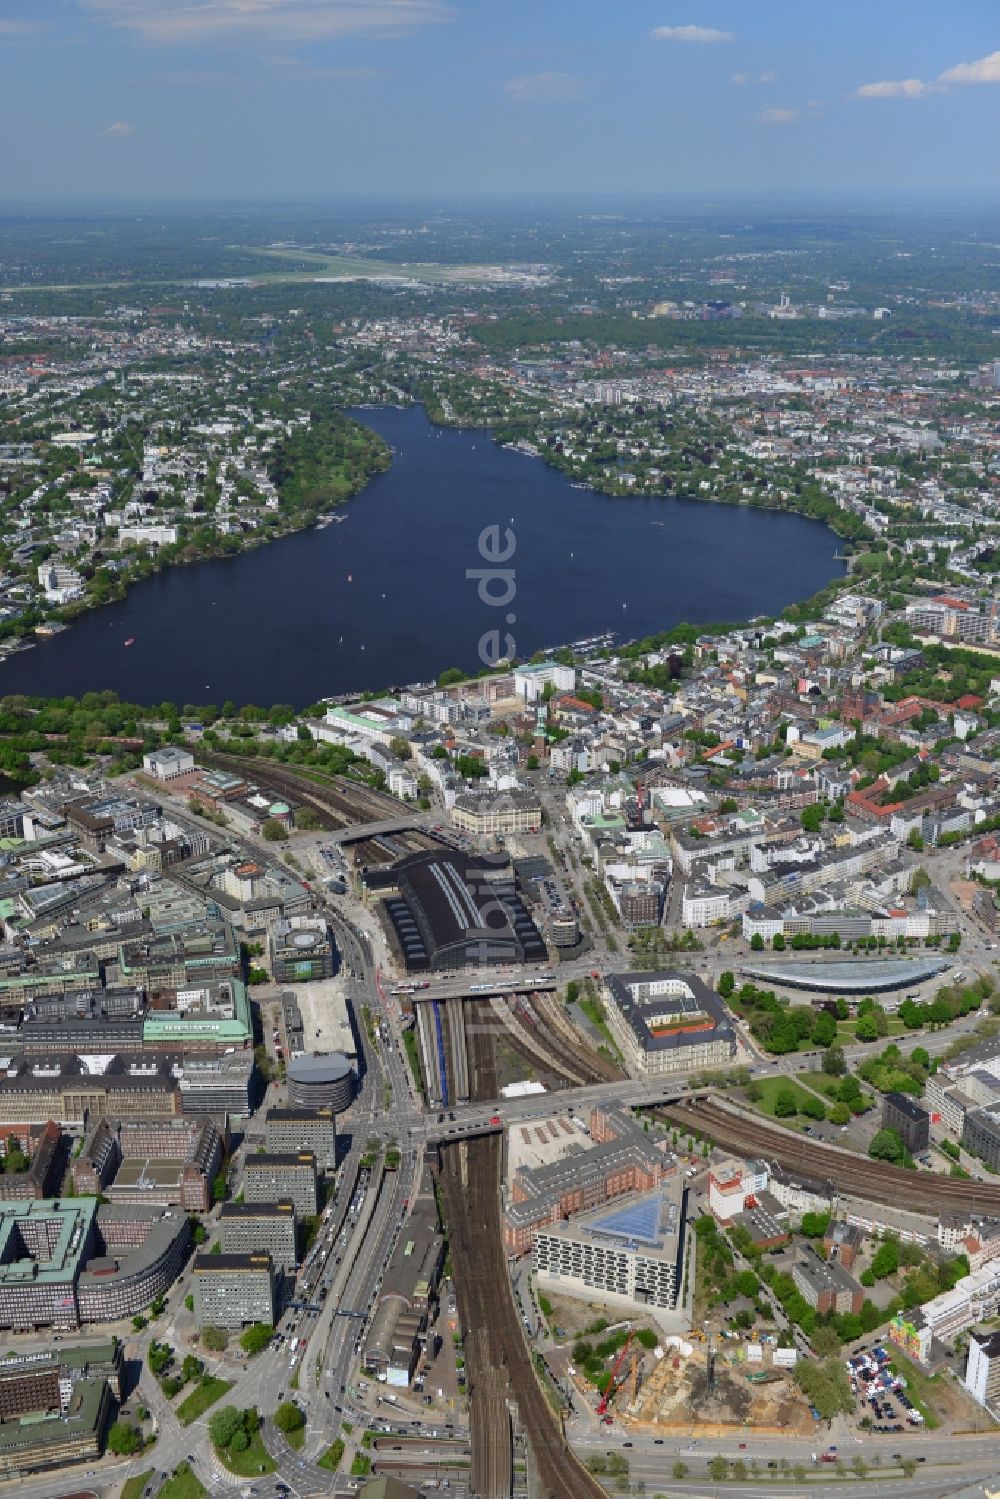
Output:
(2, 0), (999, 201)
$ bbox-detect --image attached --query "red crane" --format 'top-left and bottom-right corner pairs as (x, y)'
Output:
(596, 1330), (635, 1417)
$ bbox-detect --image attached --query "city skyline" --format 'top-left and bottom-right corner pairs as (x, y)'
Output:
(1, 0), (998, 200)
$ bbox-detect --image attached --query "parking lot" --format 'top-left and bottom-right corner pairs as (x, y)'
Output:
(847, 1344), (925, 1434)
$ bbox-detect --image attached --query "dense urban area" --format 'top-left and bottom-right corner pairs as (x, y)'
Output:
(2, 202), (1000, 1499)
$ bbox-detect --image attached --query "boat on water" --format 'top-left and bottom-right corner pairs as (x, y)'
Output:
(124, 638), (135, 647)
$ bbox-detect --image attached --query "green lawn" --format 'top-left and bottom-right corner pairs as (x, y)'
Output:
(886, 1350), (942, 1430)
(318, 1438), (345, 1471)
(216, 1430), (276, 1477)
(176, 1377), (234, 1426)
(122, 1471), (154, 1499)
(158, 1465), (207, 1499)
(286, 1424), (305, 1450)
(836, 1016), (908, 1043)
(748, 1075), (826, 1119)
(796, 1071), (840, 1097)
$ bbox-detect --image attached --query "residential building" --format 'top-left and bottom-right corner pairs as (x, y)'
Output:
(792, 1247), (864, 1315)
(965, 1329), (1000, 1411)
(882, 1092), (930, 1155)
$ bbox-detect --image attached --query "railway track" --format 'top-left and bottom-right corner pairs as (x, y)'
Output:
(663, 1098), (1000, 1217)
(196, 750), (405, 829)
(441, 1026), (608, 1499)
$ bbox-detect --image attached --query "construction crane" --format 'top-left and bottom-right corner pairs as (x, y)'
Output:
(596, 1330), (635, 1418)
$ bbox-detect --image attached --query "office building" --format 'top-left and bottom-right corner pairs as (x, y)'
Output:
(708, 1158), (770, 1224)
(219, 1202), (297, 1273)
(0, 1375), (110, 1478)
(286, 1053), (354, 1113)
(534, 1179), (686, 1317)
(0, 1199), (189, 1330)
(72, 1116), (223, 1213)
(0, 1120), (63, 1202)
(451, 789), (542, 836)
(503, 1103), (672, 1255)
(192, 1252), (276, 1330)
(265, 1107), (337, 1171)
(268, 920), (333, 984)
(243, 1153), (318, 1217)
(603, 970), (736, 1079)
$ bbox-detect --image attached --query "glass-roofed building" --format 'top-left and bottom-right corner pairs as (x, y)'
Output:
(533, 1176), (687, 1321)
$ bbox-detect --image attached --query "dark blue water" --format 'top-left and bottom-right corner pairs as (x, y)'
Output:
(0, 405), (844, 706)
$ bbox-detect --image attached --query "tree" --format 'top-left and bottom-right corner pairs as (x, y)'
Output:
(181, 1354), (203, 1383)
(107, 1421), (143, 1456)
(708, 1456), (729, 1481)
(209, 1406), (243, 1450)
(275, 1401), (306, 1434)
(672, 1459), (689, 1479)
(801, 1094), (826, 1121)
(855, 1013), (879, 1042)
(794, 1357), (854, 1419)
(822, 1044), (846, 1076)
(829, 1101), (851, 1126)
(773, 1087), (797, 1118)
(868, 1127), (905, 1164)
(870, 1239), (900, 1279)
(907, 828), (924, 852)
(750, 933), (764, 951)
(772, 932), (786, 951)
(201, 1326), (229, 1352)
(239, 1324), (274, 1357)
(718, 970), (735, 998)
(812, 1011), (837, 1048)
(261, 817), (289, 841)
(811, 1325), (842, 1357)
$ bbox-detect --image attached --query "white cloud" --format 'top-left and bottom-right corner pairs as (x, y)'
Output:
(939, 49), (1000, 85)
(79, 0), (453, 44)
(757, 106), (798, 124)
(732, 68), (777, 85)
(855, 47), (1000, 100)
(101, 120), (134, 138)
(651, 25), (734, 44)
(0, 19), (40, 33)
(854, 77), (930, 99)
(503, 70), (584, 103)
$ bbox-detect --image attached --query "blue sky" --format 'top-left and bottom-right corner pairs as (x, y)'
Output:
(2, 0), (999, 201)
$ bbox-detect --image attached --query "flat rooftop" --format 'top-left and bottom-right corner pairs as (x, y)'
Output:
(505, 1113), (592, 1186)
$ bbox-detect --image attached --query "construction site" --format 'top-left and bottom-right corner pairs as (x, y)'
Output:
(563, 1318), (817, 1440)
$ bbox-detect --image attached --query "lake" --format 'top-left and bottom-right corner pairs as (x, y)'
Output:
(0, 404), (845, 706)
